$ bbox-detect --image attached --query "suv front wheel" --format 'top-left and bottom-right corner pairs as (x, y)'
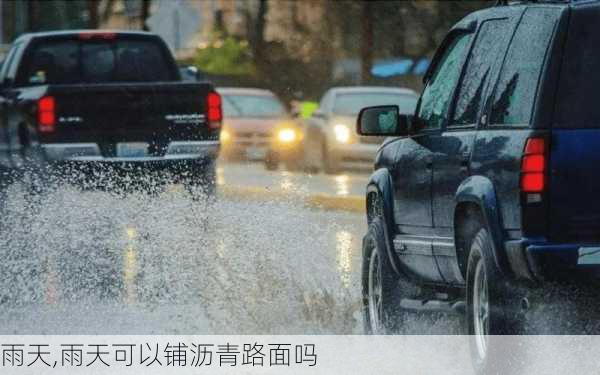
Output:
(362, 217), (406, 334)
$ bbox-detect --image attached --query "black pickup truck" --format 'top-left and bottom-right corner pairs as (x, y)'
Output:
(0, 30), (221, 193)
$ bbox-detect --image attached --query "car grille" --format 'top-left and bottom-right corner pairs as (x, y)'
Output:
(234, 131), (271, 147)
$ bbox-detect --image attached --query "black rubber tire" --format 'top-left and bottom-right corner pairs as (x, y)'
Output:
(362, 217), (406, 334)
(466, 228), (525, 375)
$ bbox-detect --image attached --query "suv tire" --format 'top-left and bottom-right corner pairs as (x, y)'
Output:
(362, 217), (407, 334)
(466, 228), (524, 374)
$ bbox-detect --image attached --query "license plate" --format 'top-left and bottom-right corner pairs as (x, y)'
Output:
(577, 247), (600, 265)
(246, 147), (267, 160)
(117, 143), (148, 158)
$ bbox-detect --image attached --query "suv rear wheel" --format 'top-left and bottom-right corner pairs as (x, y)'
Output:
(466, 228), (524, 374)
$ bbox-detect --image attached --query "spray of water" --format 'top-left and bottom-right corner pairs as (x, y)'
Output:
(0, 172), (363, 334)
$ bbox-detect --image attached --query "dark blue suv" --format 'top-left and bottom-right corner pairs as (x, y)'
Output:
(358, 0), (600, 371)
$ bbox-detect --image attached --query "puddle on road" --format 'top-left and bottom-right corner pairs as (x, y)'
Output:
(0, 181), (365, 334)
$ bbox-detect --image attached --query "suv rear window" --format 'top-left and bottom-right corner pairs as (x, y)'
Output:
(489, 8), (560, 126)
(18, 37), (177, 85)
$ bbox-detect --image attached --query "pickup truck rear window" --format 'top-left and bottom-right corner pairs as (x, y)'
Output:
(19, 38), (177, 85)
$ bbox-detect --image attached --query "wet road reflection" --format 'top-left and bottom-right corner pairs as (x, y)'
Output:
(122, 226), (138, 305)
(335, 175), (350, 196)
(335, 230), (354, 289)
(217, 161), (367, 197)
(279, 171), (295, 192)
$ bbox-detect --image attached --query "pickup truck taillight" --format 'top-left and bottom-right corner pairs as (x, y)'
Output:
(37, 96), (56, 133)
(207, 92), (222, 129)
(520, 137), (546, 193)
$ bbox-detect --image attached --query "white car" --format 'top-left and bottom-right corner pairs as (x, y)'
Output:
(302, 86), (418, 173)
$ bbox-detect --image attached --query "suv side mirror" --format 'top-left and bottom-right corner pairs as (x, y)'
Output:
(356, 105), (411, 137)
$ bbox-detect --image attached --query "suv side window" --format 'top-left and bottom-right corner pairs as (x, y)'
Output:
(451, 19), (511, 127)
(417, 33), (471, 130)
(490, 8), (559, 125)
(0, 42), (21, 83)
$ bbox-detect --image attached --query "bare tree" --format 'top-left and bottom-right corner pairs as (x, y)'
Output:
(88, 0), (99, 29)
(141, 0), (150, 31)
(361, 1), (373, 83)
(252, 0), (269, 68)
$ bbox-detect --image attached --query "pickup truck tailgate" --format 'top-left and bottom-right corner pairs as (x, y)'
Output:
(41, 82), (216, 157)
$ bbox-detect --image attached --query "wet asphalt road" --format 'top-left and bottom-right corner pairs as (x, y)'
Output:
(0, 161), (369, 334)
(216, 161), (368, 198)
(1, 160), (581, 336)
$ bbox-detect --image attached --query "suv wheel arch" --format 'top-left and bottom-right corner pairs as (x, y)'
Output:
(366, 168), (401, 276)
(454, 202), (484, 280)
(454, 176), (510, 279)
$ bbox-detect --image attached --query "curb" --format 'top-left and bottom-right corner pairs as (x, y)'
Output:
(218, 185), (365, 214)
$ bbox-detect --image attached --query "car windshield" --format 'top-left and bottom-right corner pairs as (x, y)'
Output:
(222, 94), (286, 118)
(332, 93), (418, 116)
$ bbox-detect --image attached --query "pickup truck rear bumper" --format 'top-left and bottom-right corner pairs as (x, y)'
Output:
(505, 239), (600, 282)
(42, 141), (219, 162)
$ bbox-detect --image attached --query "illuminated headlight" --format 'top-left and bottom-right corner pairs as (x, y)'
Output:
(278, 128), (297, 143)
(334, 124), (351, 144)
(220, 129), (231, 143)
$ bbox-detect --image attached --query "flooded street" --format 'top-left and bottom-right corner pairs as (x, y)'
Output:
(0, 163), (366, 334)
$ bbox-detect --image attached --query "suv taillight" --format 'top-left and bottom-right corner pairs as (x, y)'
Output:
(520, 137), (546, 193)
(206, 92), (222, 129)
(38, 96), (56, 133)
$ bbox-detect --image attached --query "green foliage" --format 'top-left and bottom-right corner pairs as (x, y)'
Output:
(193, 36), (256, 76)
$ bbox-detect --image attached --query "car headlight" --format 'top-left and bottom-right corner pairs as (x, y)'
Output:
(220, 129), (231, 143)
(334, 124), (351, 144)
(278, 128), (297, 143)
